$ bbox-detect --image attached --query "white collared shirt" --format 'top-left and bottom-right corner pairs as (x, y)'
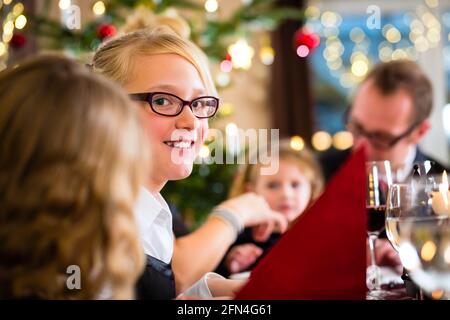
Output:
(395, 146), (417, 182)
(134, 188), (173, 263)
(133, 187), (222, 298)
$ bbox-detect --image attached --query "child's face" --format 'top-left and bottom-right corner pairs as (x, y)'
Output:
(250, 159), (312, 221)
(124, 54), (208, 188)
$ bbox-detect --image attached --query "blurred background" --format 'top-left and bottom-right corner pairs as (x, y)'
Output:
(2, 0), (449, 226)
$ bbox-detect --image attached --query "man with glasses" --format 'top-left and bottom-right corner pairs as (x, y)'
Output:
(321, 60), (448, 182)
(319, 61), (448, 284)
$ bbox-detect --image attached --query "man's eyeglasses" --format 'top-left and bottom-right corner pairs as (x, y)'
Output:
(343, 108), (422, 150)
(129, 92), (219, 119)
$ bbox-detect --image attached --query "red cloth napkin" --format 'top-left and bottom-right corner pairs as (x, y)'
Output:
(235, 147), (367, 299)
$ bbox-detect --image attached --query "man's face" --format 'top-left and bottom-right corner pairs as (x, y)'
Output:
(350, 80), (422, 170)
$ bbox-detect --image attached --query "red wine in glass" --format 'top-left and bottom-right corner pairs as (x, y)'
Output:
(367, 205), (386, 233)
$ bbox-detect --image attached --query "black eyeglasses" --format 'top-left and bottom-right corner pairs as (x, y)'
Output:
(343, 107), (422, 150)
(129, 92), (219, 119)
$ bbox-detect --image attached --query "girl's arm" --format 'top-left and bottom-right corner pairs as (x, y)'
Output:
(173, 216), (236, 293)
(172, 192), (287, 293)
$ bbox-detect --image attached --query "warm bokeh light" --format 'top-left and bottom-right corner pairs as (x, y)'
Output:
(379, 43), (393, 62)
(0, 43), (6, 56)
(333, 131), (353, 150)
(421, 240), (437, 262)
(312, 131), (332, 151)
(204, 0), (218, 13)
(305, 6), (320, 20)
(260, 46), (275, 65)
(391, 49), (408, 60)
(14, 14), (27, 29)
(3, 32), (13, 43)
(228, 39), (254, 70)
(3, 20), (14, 35)
(290, 136), (305, 151)
(349, 27), (365, 43)
(444, 244), (450, 264)
(427, 28), (440, 44)
(384, 25), (401, 43)
(414, 36), (430, 52)
(13, 2), (24, 16)
(425, 0), (439, 8)
(327, 58), (342, 70)
(218, 102), (234, 117)
(93, 1), (106, 16)
(431, 290), (444, 300)
(58, 0), (71, 10)
(351, 60), (368, 77)
(321, 11), (341, 28)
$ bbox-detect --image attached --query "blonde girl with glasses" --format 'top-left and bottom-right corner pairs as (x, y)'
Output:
(93, 26), (288, 299)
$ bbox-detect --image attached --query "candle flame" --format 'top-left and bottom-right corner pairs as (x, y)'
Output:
(442, 171), (448, 190)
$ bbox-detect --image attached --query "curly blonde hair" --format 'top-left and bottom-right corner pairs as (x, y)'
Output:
(229, 139), (324, 204)
(0, 55), (147, 299)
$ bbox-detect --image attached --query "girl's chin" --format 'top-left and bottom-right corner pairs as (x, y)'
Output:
(168, 163), (194, 180)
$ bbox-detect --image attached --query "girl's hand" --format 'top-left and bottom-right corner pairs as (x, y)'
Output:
(218, 193), (288, 241)
(225, 243), (263, 274)
(207, 278), (246, 298)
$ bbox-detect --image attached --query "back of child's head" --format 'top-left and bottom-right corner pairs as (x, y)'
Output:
(0, 55), (147, 299)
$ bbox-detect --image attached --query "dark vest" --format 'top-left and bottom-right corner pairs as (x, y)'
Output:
(135, 255), (176, 300)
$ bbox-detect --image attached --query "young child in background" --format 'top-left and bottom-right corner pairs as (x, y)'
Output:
(216, 140), (324, 277)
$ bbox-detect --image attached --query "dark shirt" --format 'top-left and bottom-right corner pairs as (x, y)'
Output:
(215, 228), (282, 278)
(319, 148), (448, 183)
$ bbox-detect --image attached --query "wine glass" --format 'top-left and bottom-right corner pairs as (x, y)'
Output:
(397, 173), (450, 299)
(387, 163), (444, 299)
(386, 183), (410, 252)
(366, 161), (393, 291)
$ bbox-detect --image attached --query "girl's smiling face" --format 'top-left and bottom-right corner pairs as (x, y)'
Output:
(124, 54), (209, 191)
(250, 159), (312, 222)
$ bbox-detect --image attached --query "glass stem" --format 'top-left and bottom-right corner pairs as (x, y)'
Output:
(368, 234), (377, 267)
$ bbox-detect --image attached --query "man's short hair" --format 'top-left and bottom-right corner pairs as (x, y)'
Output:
(364, 60), (433, 124)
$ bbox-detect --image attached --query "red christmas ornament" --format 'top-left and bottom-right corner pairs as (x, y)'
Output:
(10, 33), (27, 49)
(294, 28), (320, 51)
(97, 24), (117, 40)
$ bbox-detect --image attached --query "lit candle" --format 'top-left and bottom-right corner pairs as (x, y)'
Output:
(431, 171), (450, 215)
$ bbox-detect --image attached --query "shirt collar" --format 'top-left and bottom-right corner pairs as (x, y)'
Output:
(396, 146), (417, 182)
(134, 187), (173, 262)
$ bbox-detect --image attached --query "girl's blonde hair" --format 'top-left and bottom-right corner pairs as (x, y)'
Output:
(92, 26), (217, 96)
(229, 140), (324, 205)
(0, 55), (147, 299)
